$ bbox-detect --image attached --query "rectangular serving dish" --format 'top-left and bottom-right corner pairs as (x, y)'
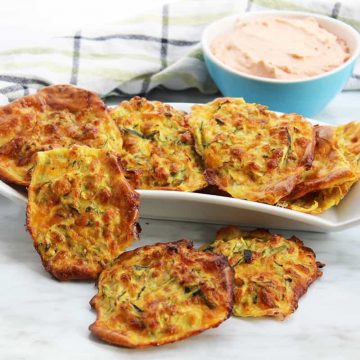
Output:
(0, 102), (359, 232)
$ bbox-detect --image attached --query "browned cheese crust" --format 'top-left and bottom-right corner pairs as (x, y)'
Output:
(202, 226), (323, 319)
(110, 96), (207, 191)
(27, 146), (139, 281)
(0, 85), (123, 185)
(89, 240), (234, 348)
(189, 98), (315, 205)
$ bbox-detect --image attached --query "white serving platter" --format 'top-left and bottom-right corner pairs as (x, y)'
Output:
(0, 103), (359, 232)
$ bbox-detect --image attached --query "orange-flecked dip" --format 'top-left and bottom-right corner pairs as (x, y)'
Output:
(211, 16), (350, 80)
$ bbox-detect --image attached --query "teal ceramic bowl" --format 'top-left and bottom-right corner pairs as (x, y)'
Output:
(202, 11), (360, 117)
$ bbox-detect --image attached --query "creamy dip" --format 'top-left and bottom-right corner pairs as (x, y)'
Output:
(211, 16), (350, 80)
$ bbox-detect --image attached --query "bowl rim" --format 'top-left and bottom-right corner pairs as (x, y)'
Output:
(202, 10), (360, 84)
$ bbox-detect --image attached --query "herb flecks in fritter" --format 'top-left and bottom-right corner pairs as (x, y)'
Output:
(27, 146), (139, 281)
(89, 240), (234, 348)
(110, 96), (207, 191)
(189, 98), (315, 204)
(202, 226), (323, 319)
(0, 85), (123, 185)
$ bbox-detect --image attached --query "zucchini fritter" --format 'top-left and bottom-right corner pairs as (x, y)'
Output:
(110, 96), (207, 191)
(336, 121), (360, 175)
(285, 125), (357, 201)
(27, 146), (139, 281)
(202, 226), (323, 319)
(89, 240), (234, 348)
(189, 98), (315, 204)
(283, 125), (358, 213)
(0, 85), (123, 186)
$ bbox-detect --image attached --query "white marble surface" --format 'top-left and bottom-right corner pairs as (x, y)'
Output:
(0, 198), (360, 360)
(0, 91), (360, 359)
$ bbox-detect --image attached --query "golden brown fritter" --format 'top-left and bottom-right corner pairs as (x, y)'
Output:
(282, 125), (358, 213)
(110, 96), (207, 191)
(189, 98), (315, 204)
(0, 85), (123, 186)
(89, 240), (234, 348)
(27, 146), (139, 281)
(336, 121), (360, 175)
(285, 125), (357, 201)
(202, 226), (323, 319)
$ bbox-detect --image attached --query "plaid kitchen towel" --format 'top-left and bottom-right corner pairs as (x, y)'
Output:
(0, 0), (359, 103)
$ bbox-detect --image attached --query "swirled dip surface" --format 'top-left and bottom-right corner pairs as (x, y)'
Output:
(211, 16), (350, 80)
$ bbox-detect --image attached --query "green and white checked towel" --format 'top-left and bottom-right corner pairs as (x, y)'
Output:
(0, 0), (359, 103)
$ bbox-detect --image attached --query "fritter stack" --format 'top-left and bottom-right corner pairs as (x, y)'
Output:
(0, 85), (123, 185)
(189, 98), (360, 214)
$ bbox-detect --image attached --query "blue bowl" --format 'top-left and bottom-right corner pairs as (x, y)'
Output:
(202, 11), (360, 117)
